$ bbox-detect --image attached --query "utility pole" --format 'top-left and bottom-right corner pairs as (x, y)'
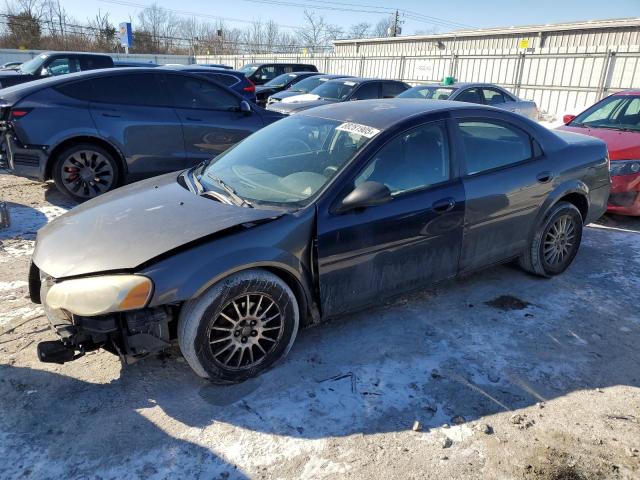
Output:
(388, 10), (402, 37)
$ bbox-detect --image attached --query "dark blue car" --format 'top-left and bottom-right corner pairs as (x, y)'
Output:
(160, 65), (257, 103)
(1, 68), (282, 200)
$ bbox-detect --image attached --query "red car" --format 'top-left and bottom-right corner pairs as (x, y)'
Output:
(558, 90), (640, 216)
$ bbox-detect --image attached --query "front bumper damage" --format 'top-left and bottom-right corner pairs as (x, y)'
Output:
(31, 263), (176, 364)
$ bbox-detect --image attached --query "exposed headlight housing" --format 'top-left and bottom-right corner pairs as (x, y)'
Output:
(610, 159), (640, 177)
(46, 275), (153, 316)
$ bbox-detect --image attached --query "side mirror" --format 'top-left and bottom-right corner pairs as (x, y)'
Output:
(40, 67), (50, 77)
(239, 100), (252, 115)
(336, 181), (392, 213)
(563, 114), (576, 124)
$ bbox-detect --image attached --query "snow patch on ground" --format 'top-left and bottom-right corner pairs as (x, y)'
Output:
(0, 205), (68, 240)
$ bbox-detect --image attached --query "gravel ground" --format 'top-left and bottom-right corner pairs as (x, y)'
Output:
(1, 171), (639, 480)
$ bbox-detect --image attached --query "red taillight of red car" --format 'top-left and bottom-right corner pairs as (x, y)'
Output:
(243, 79), (256, 93)
(10, 109), (31, 119)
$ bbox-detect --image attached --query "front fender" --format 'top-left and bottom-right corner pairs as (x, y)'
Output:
(139, 209), (316, 313)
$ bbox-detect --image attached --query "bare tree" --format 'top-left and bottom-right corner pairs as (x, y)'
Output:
(5, 0), (45, 48)
(372, 16), (394, 38)
(348, 22), (370, 39)
(88, 10), (116, 52)
(297, 10), (327, 52)
(136, 3), (178, 53)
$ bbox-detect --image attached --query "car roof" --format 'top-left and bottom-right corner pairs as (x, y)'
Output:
(410, 82), (504, 89)
(613, 89), (640, 96)
(159, 65), (245, 75)
(324, 77), (399, 85)
(0, 67), (175, 99)
(41, 51), (112, 58)
(298, 98), (481, 129)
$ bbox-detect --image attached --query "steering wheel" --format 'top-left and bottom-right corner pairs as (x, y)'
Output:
(280, 138), (312, 155)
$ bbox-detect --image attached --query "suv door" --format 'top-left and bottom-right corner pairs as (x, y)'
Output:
(452, 111), (553, 271)
(88, 72), (186, 176)
(316, 120), (464, 317)
(164, 73), (265, 163)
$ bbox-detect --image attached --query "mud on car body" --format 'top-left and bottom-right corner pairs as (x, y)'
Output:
(29, 99), (610, 383)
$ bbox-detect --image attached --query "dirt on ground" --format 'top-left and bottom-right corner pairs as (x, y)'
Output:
(1, 171), (639, 480)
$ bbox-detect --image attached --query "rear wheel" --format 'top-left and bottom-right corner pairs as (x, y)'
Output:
(178, 269), (299, 383)
(52, 143), (120, 201)
(519, 201), (583, 277)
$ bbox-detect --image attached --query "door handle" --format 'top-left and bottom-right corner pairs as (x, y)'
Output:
(432, 198), (456, 213)
(101, 112), (121, 118)
(536, 171), (554, 183)
(185, 117), (203, 122)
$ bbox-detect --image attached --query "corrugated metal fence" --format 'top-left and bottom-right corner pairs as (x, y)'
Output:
(198, 45), (640, 117)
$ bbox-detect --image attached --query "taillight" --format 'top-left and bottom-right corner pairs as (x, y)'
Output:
(243, 79), (256, 93)
(10, 108), (31, 119)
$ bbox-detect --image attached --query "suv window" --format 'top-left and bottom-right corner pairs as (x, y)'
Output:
(351, 83), (379, 100)
(355, 122), (450, 195)
(256, 65), (278, 82)
(458, 120), (533, 174)
(166, 74), (239, 110)
(211, 73), (238, 87)
(55, 79), (95, 101)
(456, 88), (484, 104)
(482, 88), (507, 105)
(80, 56), (112, 70)
(88, 73), (169, 106)
(46, 57), (80, 76)
(382, 82), (407, 98)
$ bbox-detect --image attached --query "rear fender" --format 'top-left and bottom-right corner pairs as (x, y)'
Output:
(528, 179), (589, 240)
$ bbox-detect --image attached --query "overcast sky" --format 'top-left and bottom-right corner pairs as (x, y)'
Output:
(61, 0), (640, 35)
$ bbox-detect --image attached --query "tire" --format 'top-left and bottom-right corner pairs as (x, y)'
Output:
(519, 201), (583, 277)
(52, 143), (121, 201)
(178, 269), (300, 383)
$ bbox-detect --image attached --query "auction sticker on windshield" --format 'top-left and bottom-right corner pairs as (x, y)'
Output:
(336, 122), (381, 138)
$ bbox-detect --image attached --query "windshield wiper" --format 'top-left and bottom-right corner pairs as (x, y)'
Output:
(206, 174), (253, 208)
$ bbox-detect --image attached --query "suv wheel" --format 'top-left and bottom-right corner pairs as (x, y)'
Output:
(519, 201), (583, 277)
(178, 269), (300, 383)
(52, 143), (120, 201)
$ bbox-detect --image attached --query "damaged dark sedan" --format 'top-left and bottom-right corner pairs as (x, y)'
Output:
(30, 99), (610, 383)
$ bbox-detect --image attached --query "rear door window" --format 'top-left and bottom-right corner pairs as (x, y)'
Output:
(165, 74), (239, 110)
(456, 88), (484, 104)
(89, 73), (170, 107)
(55, 79), (95, 101)
(457, 120), (533, 174)
(382, 82), (407, 98)
(79, 56), (112, 71)
(482, 88), (507, 105)
(351, 83), (380, 100)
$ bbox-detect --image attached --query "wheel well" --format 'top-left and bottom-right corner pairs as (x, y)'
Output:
(261, 266), (312, 327)
(45, 136), (126, 181)
(559, 192), (589, 223)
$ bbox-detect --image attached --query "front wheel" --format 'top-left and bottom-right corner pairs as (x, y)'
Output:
(178, 269), (300, 383)
(52, 143), (120, 201)
(519, 201), (583, 277)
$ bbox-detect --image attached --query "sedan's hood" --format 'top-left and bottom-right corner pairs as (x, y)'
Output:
(269, 97), (337, 114)
(557, 125), (640, 160)
(33, 173), (282, 279)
